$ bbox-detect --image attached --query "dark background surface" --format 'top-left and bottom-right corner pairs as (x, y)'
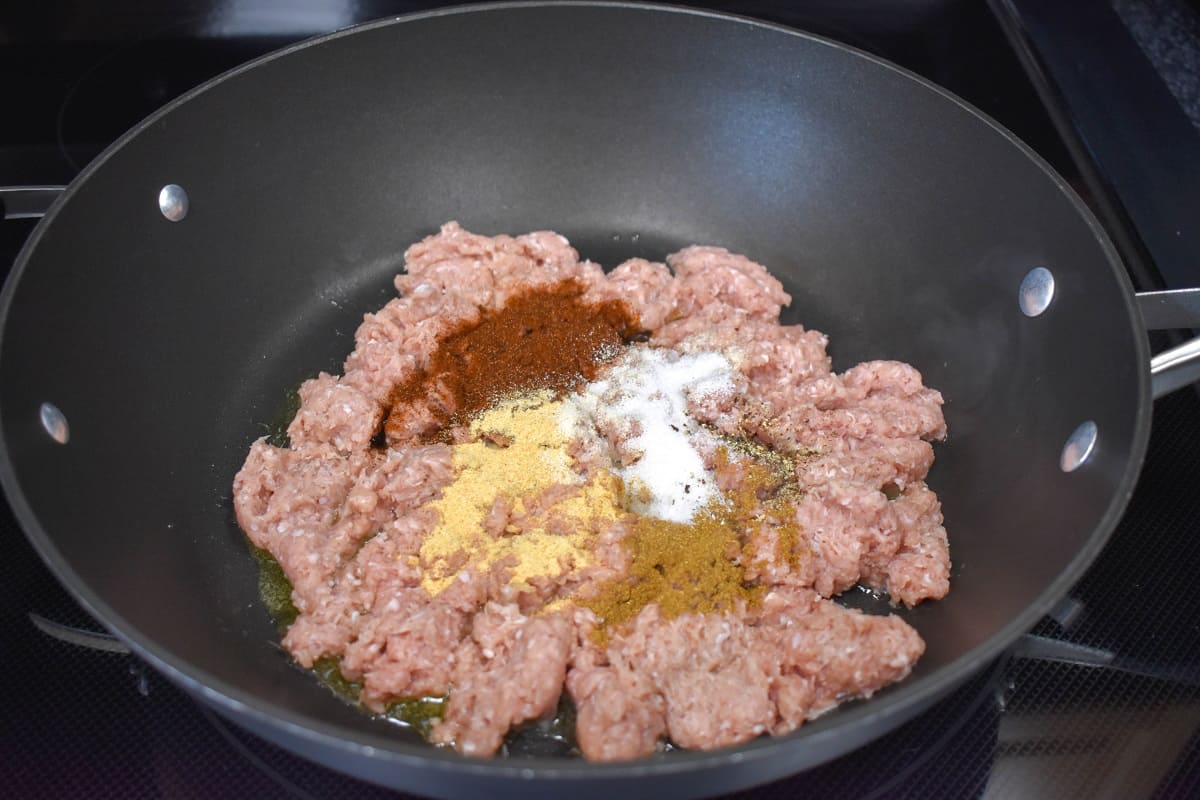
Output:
(2, 1), (1199, 798)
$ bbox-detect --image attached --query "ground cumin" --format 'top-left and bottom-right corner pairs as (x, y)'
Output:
(579, 445), (810, 643)
(385, 280), (640, 443)
(712, 444), (808, 572)
(579, 510), (761, 646)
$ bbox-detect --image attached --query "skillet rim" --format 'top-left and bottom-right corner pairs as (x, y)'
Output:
(0, 0), (1153, 784)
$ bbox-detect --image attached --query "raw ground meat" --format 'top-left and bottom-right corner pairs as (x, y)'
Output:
(232, 221), (949, 761)
(431, 604), (575, 755)
(567, 590), (924, 760)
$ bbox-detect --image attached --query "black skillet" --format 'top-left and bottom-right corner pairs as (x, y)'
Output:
(2, 3), (1198, 798)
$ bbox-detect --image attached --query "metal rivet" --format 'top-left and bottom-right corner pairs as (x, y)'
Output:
(1060, 420), (1097, 472)
(39, 402), (69, 444)
(1019, 267), (1055, 317)
(158, 184), (189, 222)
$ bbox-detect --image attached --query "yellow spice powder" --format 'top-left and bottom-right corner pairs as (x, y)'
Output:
(420, 391), (622, 594)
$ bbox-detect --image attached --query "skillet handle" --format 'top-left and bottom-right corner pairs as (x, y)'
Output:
(0, 186), (65, 220)
(1012, 634), (1200, 687)
(1136, 289), (1200, 398)
(1151, 338), (1200, 399)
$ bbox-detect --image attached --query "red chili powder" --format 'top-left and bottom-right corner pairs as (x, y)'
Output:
(384, 281), (641, 443)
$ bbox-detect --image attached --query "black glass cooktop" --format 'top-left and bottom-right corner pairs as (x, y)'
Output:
(2, 2), (1198, 798)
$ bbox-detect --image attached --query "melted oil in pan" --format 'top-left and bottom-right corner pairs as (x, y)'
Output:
(254, 545), (579, 752)
(251, 387), (579, 752)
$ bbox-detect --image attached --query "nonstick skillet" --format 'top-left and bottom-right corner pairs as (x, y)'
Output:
(2, 3), (1198, 798)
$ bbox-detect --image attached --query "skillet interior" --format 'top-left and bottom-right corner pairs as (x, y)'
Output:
(0, 4), (1150, 797)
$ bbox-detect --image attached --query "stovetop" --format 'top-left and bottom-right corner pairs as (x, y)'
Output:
(2, 2), (1199, 798)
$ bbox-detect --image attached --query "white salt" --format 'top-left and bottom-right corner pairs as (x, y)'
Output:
(563, 347), (734, 522)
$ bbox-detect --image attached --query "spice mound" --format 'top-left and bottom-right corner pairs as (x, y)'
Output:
(233, 222), (951, 761)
